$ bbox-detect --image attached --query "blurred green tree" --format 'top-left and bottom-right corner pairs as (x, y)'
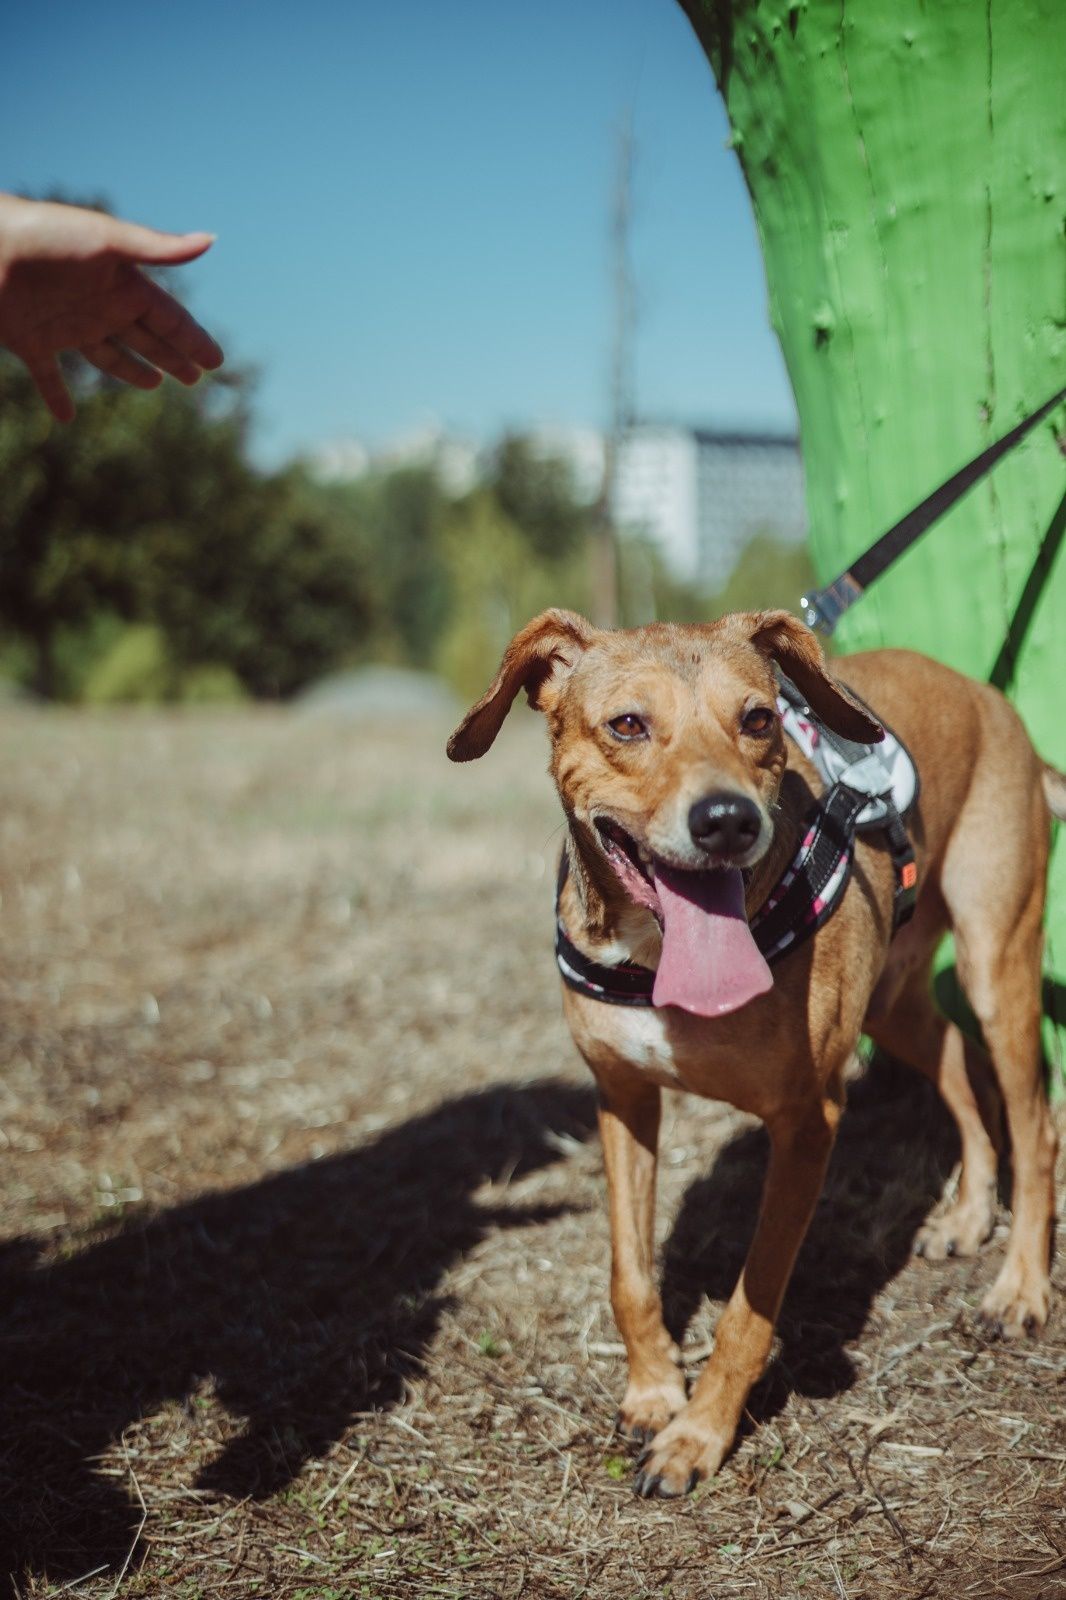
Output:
(433, 482), (592, 699)
(489, 434), (592, 560)
(0, 354), (373, 698)
(709, 532), (816, 621)
(0, 356), (114, 695)
(295, 465), (452, 670)
(0, 340), (812, 706)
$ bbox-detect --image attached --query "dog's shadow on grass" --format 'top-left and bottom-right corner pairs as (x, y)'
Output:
(0, 1061), (958, 1590)
(0, 1079), (598, 1594)
(661, 1057), (959, 1422)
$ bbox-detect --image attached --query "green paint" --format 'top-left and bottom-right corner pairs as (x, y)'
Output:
(680, 0), (1066, 1082)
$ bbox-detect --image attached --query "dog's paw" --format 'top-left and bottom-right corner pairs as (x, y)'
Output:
(631, 1414), (730, 1499)
(915, 1196), (995, 1262)
(976, 1264), (1051, 1340)
(615, 1376), (687, 1446)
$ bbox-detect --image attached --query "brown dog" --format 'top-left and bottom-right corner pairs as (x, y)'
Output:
(448, 609), (1061, 1498)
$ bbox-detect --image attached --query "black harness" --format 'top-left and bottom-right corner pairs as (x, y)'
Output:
(555, 683), (919, 1009)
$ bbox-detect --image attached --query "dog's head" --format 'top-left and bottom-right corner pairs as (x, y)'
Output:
(448, 609), (881, 1016)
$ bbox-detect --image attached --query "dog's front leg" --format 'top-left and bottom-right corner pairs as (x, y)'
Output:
(633, 1091), (842, 1498)
(596, 1070), (687, 1442)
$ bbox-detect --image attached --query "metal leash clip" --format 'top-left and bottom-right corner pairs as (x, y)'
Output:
(801, 572), (863, 636)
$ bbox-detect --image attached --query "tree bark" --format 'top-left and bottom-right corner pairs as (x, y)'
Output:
(679, 0), (1066, 1081)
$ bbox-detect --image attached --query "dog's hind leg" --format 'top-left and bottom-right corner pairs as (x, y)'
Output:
(596, 1070), (687, 1442)
(952, 892), (1058, 1336)
(941, 754), (1058, 1336)
(866, 963), (1003, 1261)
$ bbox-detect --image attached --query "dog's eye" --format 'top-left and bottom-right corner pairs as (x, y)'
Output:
(742, 706), (776, 736)
(607, 713), (648, 741)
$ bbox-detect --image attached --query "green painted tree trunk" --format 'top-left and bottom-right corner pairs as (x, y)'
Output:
(680, 0), (1066, 1083)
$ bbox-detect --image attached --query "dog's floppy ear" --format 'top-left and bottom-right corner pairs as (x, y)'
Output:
(740, 609), (883, 744)
(447, 609), (597, 761)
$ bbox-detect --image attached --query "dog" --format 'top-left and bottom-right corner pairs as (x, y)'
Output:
(447, 608), (1061, 1498)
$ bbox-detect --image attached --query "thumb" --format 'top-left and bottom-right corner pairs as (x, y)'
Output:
(105, 218), (216, 265)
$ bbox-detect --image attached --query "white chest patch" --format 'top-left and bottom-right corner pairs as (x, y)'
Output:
(582, 1001), (685, 1085)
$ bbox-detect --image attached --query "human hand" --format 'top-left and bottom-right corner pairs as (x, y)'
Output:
(0, 193), (224, 421)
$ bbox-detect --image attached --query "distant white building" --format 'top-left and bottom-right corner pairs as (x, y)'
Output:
(311, 437), (371, 480)
(310, 421), (480, 497)
(613, 423), (807, 590)
(308, 419), (806, 592)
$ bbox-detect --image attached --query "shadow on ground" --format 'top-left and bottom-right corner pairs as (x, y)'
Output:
(661, 1059), (958, 1424)
(0, 1080), (598, 1592)
(0, 1062), (958, 1591)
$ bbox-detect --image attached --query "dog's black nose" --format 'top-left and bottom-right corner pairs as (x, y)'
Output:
(688, 792), (762, 856)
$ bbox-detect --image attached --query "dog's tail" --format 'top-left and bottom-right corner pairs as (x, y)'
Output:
(1042, 764), (1066, 822)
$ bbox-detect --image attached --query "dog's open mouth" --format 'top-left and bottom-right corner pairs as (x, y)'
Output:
(596, 820), (661, 914)
(594, 819), (773, 1019)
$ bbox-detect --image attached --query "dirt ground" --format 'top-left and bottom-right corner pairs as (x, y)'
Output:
(1, 705), (1064, 1600)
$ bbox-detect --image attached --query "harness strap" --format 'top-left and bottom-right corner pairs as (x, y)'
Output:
(776, 670), (918, 933)
(556, 918), (658, 1007)
(555, 783), (917, 1008)
(884, 809), (918, 929)
(556, 780), (875, 1007)
(748, 782), (869, 961)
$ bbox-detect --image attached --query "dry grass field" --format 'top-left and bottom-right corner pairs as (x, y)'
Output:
(1, 705), (1064, 1600)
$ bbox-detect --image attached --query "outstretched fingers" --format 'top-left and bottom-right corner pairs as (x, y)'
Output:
(120, 319), (204, 385)
(138, 273), (223, 372)
(80, 338), (164, 391)
(106, 218), (217, 266)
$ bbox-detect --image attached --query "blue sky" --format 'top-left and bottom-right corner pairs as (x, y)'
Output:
(2, 0), (795, 466)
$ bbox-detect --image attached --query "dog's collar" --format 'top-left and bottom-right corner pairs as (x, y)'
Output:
(555, 690), (918, 1010)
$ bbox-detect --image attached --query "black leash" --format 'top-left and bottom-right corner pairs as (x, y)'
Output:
(801, 383), (1066, 636)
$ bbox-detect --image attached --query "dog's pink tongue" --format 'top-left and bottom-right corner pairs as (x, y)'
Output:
(651, 865), (773, 1017)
